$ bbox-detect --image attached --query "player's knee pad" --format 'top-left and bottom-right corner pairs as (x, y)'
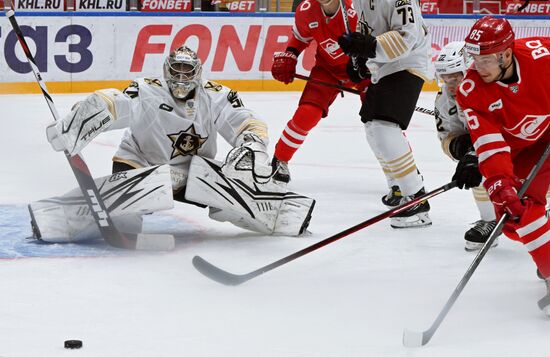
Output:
(291, 104), (324, 133)
(364, 120), (411, 164)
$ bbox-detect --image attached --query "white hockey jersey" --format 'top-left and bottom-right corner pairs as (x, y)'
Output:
(352, 0), (432, 83)
(100, 77), (267, 184)
(434, 86), (468, 160)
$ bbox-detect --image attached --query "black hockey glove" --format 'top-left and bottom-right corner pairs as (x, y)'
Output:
(338, 32), (377, 58)
(449, 133), (473, 161)
(346, 57), (370, 83)
(452, 151), (482, 189)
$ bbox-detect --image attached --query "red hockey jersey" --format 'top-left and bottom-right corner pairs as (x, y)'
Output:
(288, 0), (357, 79)
(456, 37), (550, 179)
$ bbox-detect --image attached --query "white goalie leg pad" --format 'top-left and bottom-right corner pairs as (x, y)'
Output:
(223, 147), (315, 235)
(272, 196), (315, 236)
(185, 155), (315, 236)
(46, 93), (114, 155)
(29, 165), (174, 243)
(29, 201), (145, 244)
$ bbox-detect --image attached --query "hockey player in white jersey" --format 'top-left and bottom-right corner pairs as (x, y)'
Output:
(337, 0), (432, 228)
(31, 46), (315, 244)
(433, 41), (499, 251)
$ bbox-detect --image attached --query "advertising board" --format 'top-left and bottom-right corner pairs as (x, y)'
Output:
(1, 15), (549, 93)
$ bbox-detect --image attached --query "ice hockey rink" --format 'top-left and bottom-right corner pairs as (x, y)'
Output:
(0, 90), (548, 356)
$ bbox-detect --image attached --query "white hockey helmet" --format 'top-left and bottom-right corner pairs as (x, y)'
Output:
(163, 46), (202, 99)
(434, 41), (473, 77)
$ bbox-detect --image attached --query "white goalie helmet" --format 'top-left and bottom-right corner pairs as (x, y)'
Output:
(163, 46), (202, 99)
(434, 41), (473, 79)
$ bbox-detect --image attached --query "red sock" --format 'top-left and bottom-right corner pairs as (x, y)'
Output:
(275, 104), (323, 162)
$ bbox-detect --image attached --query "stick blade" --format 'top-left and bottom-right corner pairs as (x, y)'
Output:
(538, 294), (550, 312)
(402, 328), (427, 347)
(192, 256), (247, 286)
(135, 233), (175, 251)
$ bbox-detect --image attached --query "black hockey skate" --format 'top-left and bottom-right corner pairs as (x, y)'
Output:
(271, 157), (290, 183)
(464, 219), (499, 251)
(390, 188), (431, 228)
(381, 185), (402, 207)
(538, 277), (550, 316)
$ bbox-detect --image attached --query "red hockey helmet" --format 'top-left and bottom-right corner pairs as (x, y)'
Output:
(464, 16), (515, 55)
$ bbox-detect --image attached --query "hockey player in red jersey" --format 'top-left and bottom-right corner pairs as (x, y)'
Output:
(433, 41), (500, 251)
(455, 16), (550, 315)
(270, 0), (370, 183)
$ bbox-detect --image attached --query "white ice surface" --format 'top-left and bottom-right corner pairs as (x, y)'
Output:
(0, 91), (548, 356)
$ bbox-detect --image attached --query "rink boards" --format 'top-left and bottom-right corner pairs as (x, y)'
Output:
(1, 13), (550, 93)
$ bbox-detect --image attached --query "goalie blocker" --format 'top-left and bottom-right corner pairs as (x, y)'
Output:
(185, 147), (315, 236)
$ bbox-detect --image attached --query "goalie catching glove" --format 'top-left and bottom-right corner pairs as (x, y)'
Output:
(230, 131), (272, 178)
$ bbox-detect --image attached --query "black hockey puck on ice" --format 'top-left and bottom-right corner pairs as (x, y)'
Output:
(64, 340), (83, 349)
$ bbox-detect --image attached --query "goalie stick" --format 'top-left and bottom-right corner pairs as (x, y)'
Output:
(403, 142), (550, 348)
(294, 74), (436, 116)
(193, 181), (457, 285)
(6, 10), (174, 251)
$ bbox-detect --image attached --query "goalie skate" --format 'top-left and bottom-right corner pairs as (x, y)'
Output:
(464, 220), (499, 251)
(390, 188), (432, 228)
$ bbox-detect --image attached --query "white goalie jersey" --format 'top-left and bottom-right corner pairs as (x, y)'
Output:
(102, 78), (268, 185)
(434, 87), (469, 160)
(352, 0), (432, 83)
(42, 75), (316, 239)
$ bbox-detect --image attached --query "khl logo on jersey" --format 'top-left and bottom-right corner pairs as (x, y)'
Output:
(167, 124), (208, 159)
(319, 39), (344, 59)
(488, 99), (503, 112)
(504, 114), (550, 141)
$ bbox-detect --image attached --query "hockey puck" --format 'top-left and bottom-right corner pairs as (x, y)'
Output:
(64, 340), (83, 349)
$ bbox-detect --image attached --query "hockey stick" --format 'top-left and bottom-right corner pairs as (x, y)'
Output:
(294, 74), (436, 116)
(518, 0), (530, 12)
(338, 0), (358, 70)
(6, 10), (174, 251)
(295, 73), (363, 95)
(403, 142), (550, 347)
(193, 181), (457, 285)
